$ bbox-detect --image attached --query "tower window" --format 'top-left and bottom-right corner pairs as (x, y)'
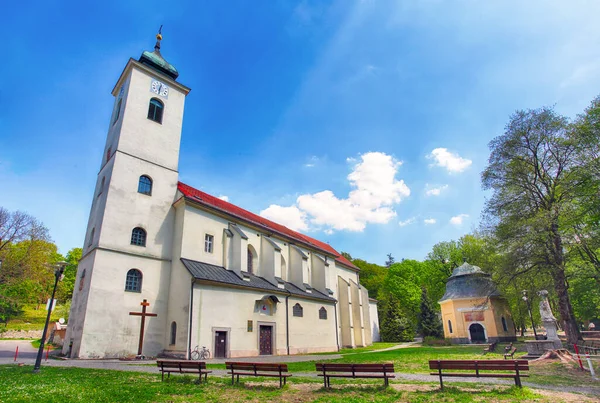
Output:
(131, 227), (147, 247)
(293, 303), (303, 317)
(502, 316), (508, 332)
(448, 320), (453, 334)
(106, 147), (112, 163)
(113, 98), (122, 125)
(147, 98), (164, 124)
(204, 234), (214, 253)
(138, 175), (153, 195)
(98, 177), (105, 197)
(319, 307), (327, 320)
(88, 228), (95, 247)
(125, 269), (142, 292)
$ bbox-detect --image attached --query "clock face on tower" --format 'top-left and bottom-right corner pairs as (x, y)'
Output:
(150, 80), (169, 98)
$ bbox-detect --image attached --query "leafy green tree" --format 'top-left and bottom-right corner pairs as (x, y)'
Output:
(353, 259), (386, 299)
(418, 288), (443, 338)
(385, 253), (395, 267)
(57, 247), (82, 301)
(379, 294), (415, 342)
(482, 107), (582, 343)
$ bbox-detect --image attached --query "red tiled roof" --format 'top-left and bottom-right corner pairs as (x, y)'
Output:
(177, 182), (358, 270)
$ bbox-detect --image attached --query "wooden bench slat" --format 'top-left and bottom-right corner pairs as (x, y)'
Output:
(428, 359), (529, 390)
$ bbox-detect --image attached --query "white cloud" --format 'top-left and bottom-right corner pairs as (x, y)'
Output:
(217, 195), (229, 202)
(398, 217), (416, 227)
(424, 218), (436, 225)
(259, 205), (309, 232)
(427, 148), (472, 173)
(425, 184), (449, 197)
(450, 214), (469, 225)
(304, 155), (319, 168)
(261, 152), (410, 233)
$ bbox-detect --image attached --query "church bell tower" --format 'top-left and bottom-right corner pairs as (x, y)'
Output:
(64, 30), (191, 358)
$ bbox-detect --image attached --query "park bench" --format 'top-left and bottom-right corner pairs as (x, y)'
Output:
(225, 362), (291, 388)
(503, 342), (514, 354)
(156, 360), (211, 382)
(429, 360), (529, 389)
(504, 347), (517, 359)
(582, 340), (600, 355)
(482, 341), (497, 354)
(315, 363), (395, 388)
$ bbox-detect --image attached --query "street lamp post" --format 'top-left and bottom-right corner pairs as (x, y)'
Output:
(522, 290), (538, 339)
(33, 261), (68, 373)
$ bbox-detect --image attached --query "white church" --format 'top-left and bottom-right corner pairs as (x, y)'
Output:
(64, 32), (379, 359)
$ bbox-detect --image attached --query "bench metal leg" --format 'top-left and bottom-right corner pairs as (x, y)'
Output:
(438, 367), (443, 391)
(231, 372), (235, 385)
(161, 371), (164, 382)
(237, 374), (240, 384)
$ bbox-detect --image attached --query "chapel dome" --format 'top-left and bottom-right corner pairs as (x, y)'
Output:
(139, 31), (179, 80)
(439, 261), (501, 302)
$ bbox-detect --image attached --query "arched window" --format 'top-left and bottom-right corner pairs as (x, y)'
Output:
(78, 269), (86, 292)
(319, 307), (327, 320)
(293, 303), (303, 317)
(170, 322), (177, 345)
(448, 320), (453, 334)
(247, 245), (257, 274)
(113, 98), (122, 125)
(131, 227), (147, 246)
(98, 177), (105, 197)
(147, 98), (164, 124)
(138, 175), (153, 195)
(88, 228), (95, 247)
(125, 269), (142, 292)
(501, 316), (508, 332)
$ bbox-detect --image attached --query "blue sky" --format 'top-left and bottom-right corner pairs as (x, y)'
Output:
(2, 1), (600, 265)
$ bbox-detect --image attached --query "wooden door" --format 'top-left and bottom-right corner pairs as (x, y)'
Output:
(469, 323), (486, 342)
(215, 331), (227, 358)
(259, 326), (272, 355)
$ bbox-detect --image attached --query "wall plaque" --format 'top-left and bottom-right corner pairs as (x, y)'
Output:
(247, 320), (253, 332)
(464, 311), (484, 322)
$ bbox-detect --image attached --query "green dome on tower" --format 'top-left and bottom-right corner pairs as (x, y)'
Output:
(139, 28), (179, 80)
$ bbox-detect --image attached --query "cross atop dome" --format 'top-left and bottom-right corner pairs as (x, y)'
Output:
(139, 26), (179, 80)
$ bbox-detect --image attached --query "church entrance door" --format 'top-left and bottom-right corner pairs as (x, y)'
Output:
(259, 325), (273, 355)
(469, 323), (486, 342)
(215, 331), (227, 358)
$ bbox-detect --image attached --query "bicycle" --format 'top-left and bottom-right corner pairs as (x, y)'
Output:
(190, 345), (210, 360)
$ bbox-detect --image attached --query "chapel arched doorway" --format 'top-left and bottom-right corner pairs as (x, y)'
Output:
(469, 323), (486, 342)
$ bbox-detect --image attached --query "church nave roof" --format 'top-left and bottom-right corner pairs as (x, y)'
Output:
(181, 258), (336, 302)
(177, 182), (357, 271)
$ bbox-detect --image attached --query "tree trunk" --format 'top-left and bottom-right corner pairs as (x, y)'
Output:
(553, 267), (582, 343)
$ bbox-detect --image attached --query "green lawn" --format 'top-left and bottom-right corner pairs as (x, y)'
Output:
(205, 345), (593, 388)
(0, 366), (558, 403)
(1, 303), (70, 333)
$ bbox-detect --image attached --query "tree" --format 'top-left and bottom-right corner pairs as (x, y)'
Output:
(0, 208), (49, 252)
(353, 259), (386, 299)
(57, 247), (82, 301)
(385, 253), (395, 267)
(482, 107), (582, 343)
(379, 294), (415, 342)
(418, 288), (443, 338)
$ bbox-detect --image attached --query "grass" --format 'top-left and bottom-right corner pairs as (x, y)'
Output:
(204, 344), (595, 388)
(1, 304), (70, 333)
(0, 365), (557, 403)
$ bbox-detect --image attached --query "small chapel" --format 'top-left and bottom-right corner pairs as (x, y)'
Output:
(439, 261), (517, 344)
(63, 32), (379, 359)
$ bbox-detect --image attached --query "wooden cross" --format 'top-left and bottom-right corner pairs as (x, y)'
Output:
(129, 299), (157, 356)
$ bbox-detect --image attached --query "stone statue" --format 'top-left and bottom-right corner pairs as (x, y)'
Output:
(537, 290), (562, 348)
(538, 290), (557, 322)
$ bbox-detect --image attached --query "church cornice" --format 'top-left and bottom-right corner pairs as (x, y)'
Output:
(111, 59), (191, 97)
(80, 245), (171, 262)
